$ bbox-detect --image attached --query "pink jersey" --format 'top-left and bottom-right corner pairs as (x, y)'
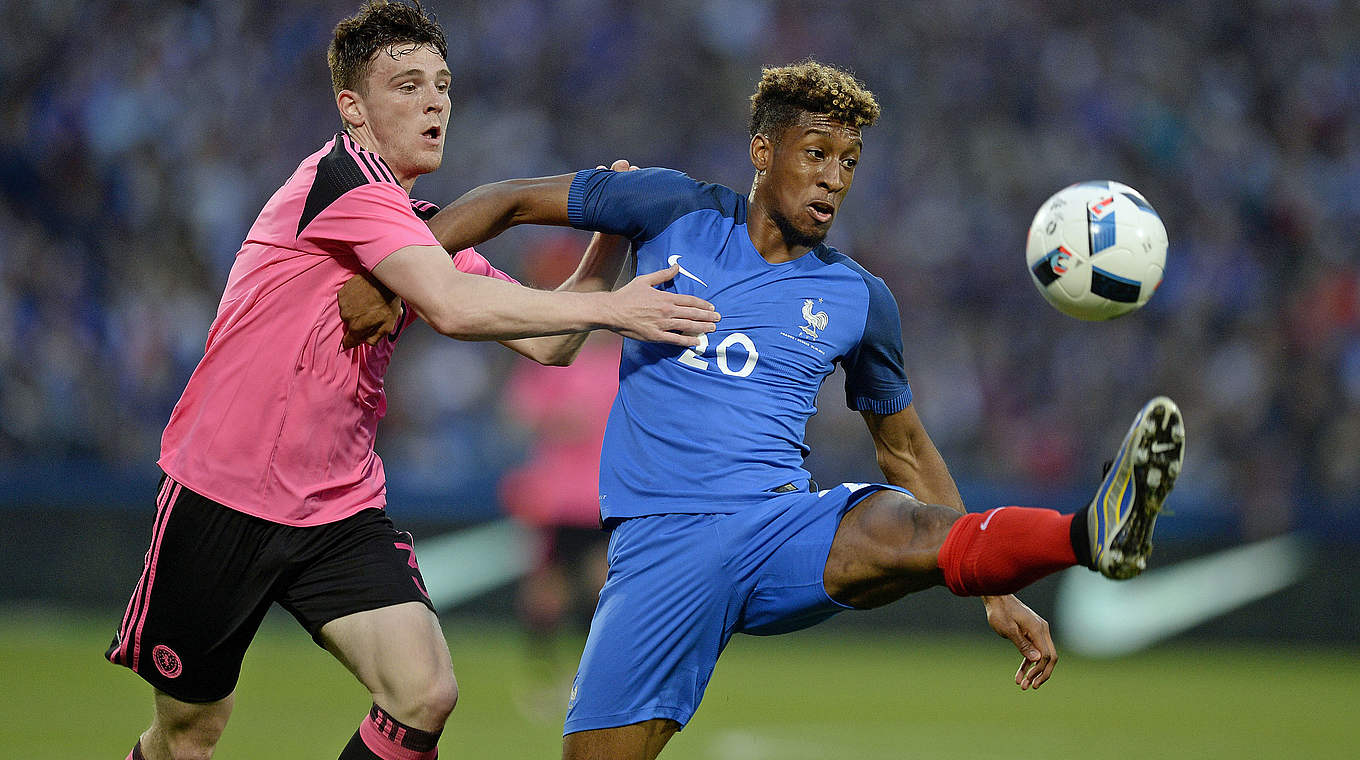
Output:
(499, 337), (621, 528)
(159, 133), (515, 526)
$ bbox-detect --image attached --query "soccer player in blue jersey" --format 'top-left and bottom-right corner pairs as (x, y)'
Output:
(341, 60), (1185, 760)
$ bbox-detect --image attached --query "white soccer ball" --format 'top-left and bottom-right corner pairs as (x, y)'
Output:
(1025, 181), (1168, 321)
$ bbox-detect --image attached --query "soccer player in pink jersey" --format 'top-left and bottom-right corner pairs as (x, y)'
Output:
(104, 3), (717, 759)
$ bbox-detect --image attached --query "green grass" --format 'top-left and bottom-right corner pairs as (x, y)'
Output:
(5, 609), (1357, 759)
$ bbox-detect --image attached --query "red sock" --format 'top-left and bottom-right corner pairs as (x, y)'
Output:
(339, 704), (440, 760)
(937, 507), (1078, 596)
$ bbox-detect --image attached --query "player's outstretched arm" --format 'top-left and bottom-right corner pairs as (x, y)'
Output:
(501, 162), (641, 365)
(369, 244), (717, 345)
(424, 173), (576, 252)
(342, 163), (718, 349)
(338, 173), (580, 349)
(861, 405), (1058, 689)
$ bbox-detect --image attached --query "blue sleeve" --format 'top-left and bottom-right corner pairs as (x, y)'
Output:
(567, 167), (713, 242)
(842, 275), (912, 414)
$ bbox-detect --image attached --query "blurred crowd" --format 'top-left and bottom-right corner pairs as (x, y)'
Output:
(2, 0), (1357, 540)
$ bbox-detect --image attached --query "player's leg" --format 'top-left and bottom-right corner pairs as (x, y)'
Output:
(824, 486), (1086, 605)
(825, 396), (1185, 605)
(320, 602), (456, 758)
(568, 493), (891, 758)
(562, 719), (681, 760)
(821, 490), (960, 607)
(561, 514), (735, 760)
(518, 526), (572, 670)
(824, 483), (1089, 604)
(281, 513), (454, 759)
(107, 477), (282, 760)
(131, 691), (234, 760)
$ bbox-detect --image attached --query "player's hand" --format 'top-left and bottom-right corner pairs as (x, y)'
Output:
(598, 159), (638, 172)
(338, 271), (402, 350)
(983, 594), (1057, 690)
(604, 264), (719, 346)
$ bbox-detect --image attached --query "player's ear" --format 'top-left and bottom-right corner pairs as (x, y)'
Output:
(750, 133), (771, 173)
(337, 89), (365, 129)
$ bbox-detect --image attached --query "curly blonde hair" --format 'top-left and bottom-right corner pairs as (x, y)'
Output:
(749, 59), (880, 138)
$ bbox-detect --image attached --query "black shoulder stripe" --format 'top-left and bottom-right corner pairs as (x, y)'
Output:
(365, 145), (398, 184)
(357, 149), (397, 185)
(298, 137), (374, 237)
(409, 199), (441, 221)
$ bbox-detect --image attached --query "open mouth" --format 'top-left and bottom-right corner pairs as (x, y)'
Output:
(422, 126), (441, 143)
(808, 200), (834, 224)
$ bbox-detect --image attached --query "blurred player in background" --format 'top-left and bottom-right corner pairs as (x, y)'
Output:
(103, 2), (717, 760)
(500, 331), (617, 717)
(340, 60), (1185, 760)
(498, 235), (617, 716)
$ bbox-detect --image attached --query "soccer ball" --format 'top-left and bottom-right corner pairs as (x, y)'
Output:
(1025, 181), (1168, 321)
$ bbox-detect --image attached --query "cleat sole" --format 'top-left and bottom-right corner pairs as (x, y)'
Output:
(1095, 397), (1186, 580)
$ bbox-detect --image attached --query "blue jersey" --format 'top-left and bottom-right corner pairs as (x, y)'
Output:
(568, 168), (911, 519)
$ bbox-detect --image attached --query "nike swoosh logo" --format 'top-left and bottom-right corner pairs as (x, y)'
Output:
(979, 507), (1006, 530)
(667, 254), (708, 287)
(1054, 533), (1307, 657)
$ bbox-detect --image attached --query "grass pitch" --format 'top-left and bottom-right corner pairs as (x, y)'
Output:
(5, 608), (1356, 759)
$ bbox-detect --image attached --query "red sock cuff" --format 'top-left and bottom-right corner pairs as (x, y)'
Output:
(937, 511), (984, 595)
(937, 507), (1078, 596)
(358, 704), (440, 760)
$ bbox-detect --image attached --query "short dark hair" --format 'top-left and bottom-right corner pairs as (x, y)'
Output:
(328, 0), (448, 95)
(749, 59), (880, 139)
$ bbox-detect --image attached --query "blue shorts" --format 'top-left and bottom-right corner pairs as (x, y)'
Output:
(563, 483), (904, 735)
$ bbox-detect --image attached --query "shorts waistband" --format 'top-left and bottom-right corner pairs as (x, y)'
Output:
(768, 479), (818, 494)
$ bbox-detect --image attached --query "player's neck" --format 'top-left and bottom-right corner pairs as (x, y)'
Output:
(344, 127), (418, 192)
(746, 196), (814, 264)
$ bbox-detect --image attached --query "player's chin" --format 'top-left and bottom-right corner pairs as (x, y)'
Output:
(803, 213), (834, 239)
(411, 152), (444, 175)
(798, 223), (830, 247)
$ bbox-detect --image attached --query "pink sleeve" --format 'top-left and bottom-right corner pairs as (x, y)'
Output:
(299, 182), (440, 270)
(450, 247), (520, 284)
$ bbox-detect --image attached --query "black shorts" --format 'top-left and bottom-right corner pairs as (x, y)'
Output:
(106, 475), (434, 703)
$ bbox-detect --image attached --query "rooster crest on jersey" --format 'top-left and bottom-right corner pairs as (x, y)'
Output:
(800, 299), (829, 340)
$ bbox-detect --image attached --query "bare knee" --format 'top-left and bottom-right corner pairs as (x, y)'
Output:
(144, 693), (232, 760)
(903, 500), (961, 555)
(825, 492), (962, 608)
(379, 669), (459, 731)
(425, 671), (459, 723)
(321, 603), (459, 732)
(144, 726), (222, 760)
(859, 494), (959, 571)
